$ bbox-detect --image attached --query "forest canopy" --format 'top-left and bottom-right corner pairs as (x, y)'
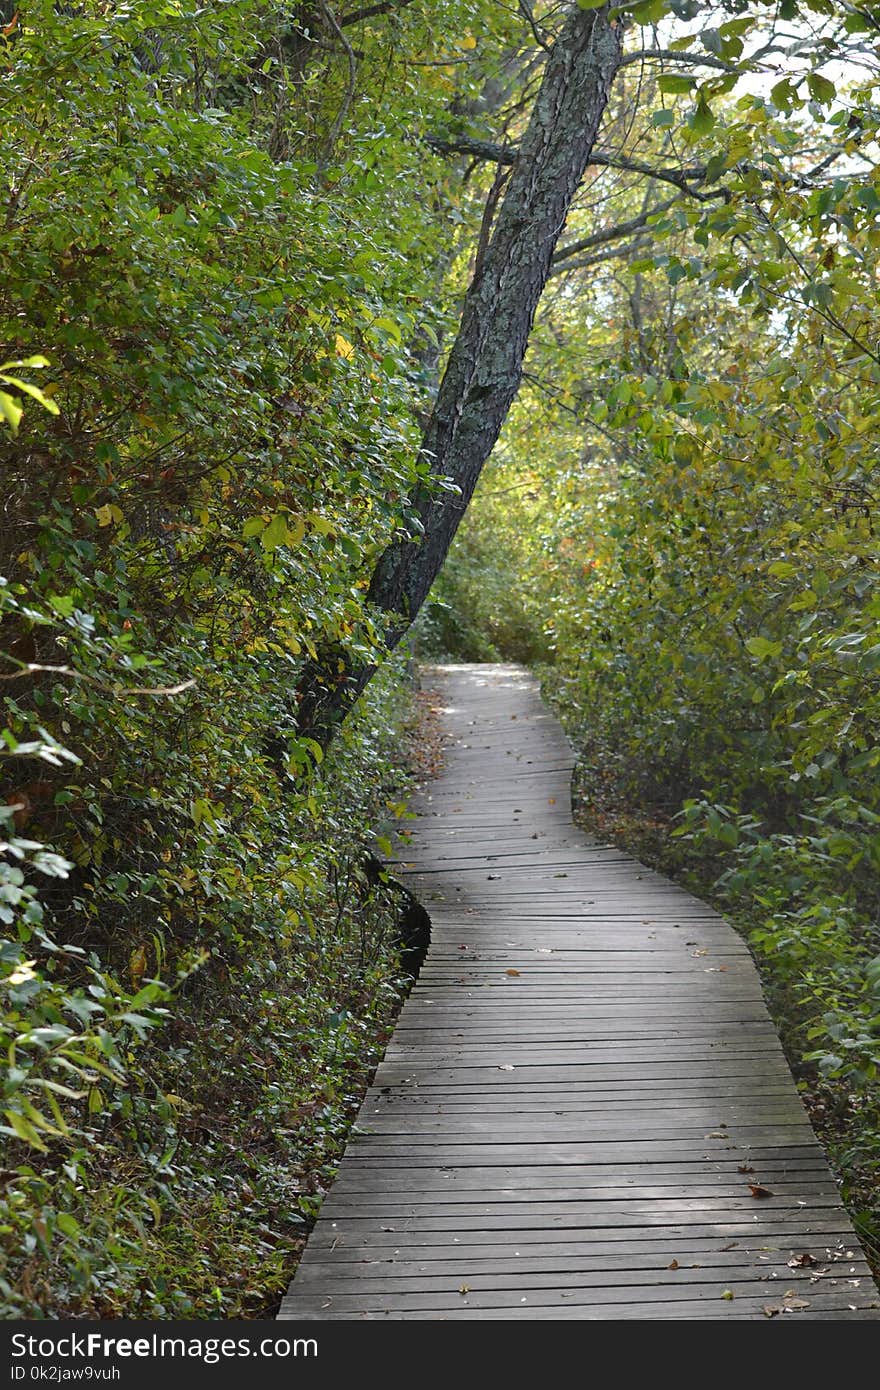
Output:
(1, 0), (879, 1315)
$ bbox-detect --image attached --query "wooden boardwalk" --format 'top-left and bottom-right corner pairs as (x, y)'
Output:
(280, 663), (879, 1320)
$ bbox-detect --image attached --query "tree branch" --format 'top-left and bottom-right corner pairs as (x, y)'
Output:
(548, 238), (653, 278)
(620, 48), (739, 72)
(552, 196), (678, 265)
(339, 0), (416, 25)
(424, 133), (721, 201)
(424, 133), (516, 165)
(318, 1), (358, 170)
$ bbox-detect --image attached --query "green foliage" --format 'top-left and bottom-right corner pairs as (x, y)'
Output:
(435, 12), (880, 1231)
(6, 0), (880, 1310)
(0, 0), (507, 1315)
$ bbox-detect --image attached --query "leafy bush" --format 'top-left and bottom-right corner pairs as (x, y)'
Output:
(0, 0), (468, 1315)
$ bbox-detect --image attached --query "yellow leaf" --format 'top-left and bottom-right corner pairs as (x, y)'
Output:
(129, 945), (148, 987)
(95, 504), (114, 527)
(334, 333), (355, 360)
(460, 35), (476, 49)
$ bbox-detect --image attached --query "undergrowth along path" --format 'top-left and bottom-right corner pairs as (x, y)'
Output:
(280, 664), (879, 1320)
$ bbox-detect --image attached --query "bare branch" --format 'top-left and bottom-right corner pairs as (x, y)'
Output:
(424, 133), (516, 165)
(424, 133), (721, 202)
(340, 0), (416, 26)
(318, 1), (358, 170)
(518, 0), (552, 53)
(0, 664), (197, 698)
(620, 48), (738, 73)
(548, 238), (652, 279)
(552, 196), (678, 265)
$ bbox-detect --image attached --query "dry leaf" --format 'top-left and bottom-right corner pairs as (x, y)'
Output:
(763, 1304), (782, 1318)
(721, 1289), (735, 1300)
(749, 1184), (774, 1199)
(505, 968), (521, 976)
(459, 1284), (469, 1295)
(788, 1253), (817, 1268)
(737, 1164), (755, 1174)
(668, 1259), (679, 1270)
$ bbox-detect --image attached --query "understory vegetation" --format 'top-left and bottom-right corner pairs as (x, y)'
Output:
(3, 0), (880, 1315)
(420, 5), (880, 1262)
(0, 0), (483, 1316)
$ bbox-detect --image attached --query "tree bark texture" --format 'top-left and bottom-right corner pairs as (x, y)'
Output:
(296, 4), (622, 747)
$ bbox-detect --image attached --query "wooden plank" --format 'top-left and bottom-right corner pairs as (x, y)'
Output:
(280, 662), (878, 1322)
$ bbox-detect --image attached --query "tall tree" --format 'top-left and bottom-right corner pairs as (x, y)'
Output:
(296, 1), (623, 745)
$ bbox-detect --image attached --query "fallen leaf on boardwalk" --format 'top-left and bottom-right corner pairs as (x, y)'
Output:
(705, 1131), (727, 1139)
(668, 1259), (679, 1270)
(548, 798), (556, 805)
(783, 1296), (810, 1310)
(721, 1289), (735, 1300)
(737, 1164), (755, 1174)
(505, 968), (521, 976)
(719, 1243), (739, 1251)
(498, 1064), (515, 1071)
(459, 1284), (470, 1295)
(749, 1184), (774, 1199)
(692, 948), (708, 957)
(763, 1304), (782, 1318)
(788, 1253), (817, 1268)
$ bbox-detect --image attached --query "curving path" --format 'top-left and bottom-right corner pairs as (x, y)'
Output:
(280, 663), (879, 1320)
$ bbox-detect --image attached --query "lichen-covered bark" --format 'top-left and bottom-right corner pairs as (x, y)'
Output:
(296, 4), (622, 746)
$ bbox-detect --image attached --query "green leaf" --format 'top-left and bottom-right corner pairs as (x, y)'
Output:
(0, 391), (23, 432)
(627, 0), (668, 20)
(3, 1108), (48, 1151)
(770, 78), (797, 111)
(745, 636), (783, 661)
(807, 71), (835, 104)
(261, 513), (290, 551)
(691, 94), (716, 136)
(658, 75), (696, 95)
(0, 373), (58, 409)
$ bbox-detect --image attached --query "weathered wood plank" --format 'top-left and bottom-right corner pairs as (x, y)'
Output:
(280, 663), (878, 1321)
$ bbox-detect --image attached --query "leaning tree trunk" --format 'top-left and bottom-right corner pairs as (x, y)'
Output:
(296, 3), (623, 747)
